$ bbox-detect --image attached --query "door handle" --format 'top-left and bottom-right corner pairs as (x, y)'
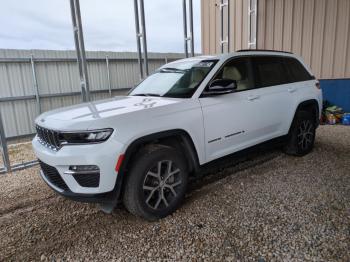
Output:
(247, 95), (260, 101)
(288, 87), (296, 93)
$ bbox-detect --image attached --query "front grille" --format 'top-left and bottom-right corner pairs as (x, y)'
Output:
(39, 160), (69, 191)
(72, 173), (100, 188)
(36, 125), (61, 151)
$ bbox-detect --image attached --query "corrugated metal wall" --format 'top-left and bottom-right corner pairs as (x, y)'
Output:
(0, 49), (184, 138)
(257, 0), (350, 79)
(201, 0), (250, 53)
(201, 0), (350, 79)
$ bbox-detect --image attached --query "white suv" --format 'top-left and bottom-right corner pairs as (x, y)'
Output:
(32, 50), (322, 220)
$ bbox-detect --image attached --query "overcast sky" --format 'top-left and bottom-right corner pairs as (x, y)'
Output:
(0, 0), (201, 53)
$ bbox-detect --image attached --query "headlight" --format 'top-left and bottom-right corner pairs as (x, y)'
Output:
(59, 128), (113, 145)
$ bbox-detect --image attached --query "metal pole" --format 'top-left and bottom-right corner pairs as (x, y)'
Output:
(219, 0), (229, 53)
(248, 0), (251, 49)
(139, 0), (149, 76)
(105, 56), (112, 97)
(248, 0), (257, 49)
(220, 0), (224, 53)
(227, 0), (230, 52)
(70, 0), (86, 101)
(70, 0), (90, 102)
(189, 0), (194, 57)
(254, 0), (258, 49)
(182, 0), (189, 58)
(30, 54), (41, 114)
(0, 112), (10, 173)
(74, 0), (90, 101)
(133, 0), (144, 79)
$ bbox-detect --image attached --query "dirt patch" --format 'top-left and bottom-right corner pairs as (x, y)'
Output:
(0, 141), (36, 168)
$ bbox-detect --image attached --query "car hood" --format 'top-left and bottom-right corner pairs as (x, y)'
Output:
(35, 96), (182, 130)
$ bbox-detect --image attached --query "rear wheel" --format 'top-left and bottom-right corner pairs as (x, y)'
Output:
(123, 145), (188, 221)
(284, 111), (316, 156)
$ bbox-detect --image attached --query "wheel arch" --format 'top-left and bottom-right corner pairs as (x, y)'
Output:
(112, 129), (201, 203)
(123, 129), (200, 172)
(290, 99), (320, 131)
(297, 99), (320, 124)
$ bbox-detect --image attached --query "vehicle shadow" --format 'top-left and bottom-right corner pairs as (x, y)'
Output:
(187, 145), (282, 193)
(115, 143), (283, 212)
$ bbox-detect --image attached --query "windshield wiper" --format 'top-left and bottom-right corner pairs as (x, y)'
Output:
(132, 93), (161, 97)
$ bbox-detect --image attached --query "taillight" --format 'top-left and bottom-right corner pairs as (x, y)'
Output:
(315, 81), (321, 89)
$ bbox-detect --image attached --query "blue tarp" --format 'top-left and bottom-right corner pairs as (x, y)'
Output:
(320, 79), (350, 112)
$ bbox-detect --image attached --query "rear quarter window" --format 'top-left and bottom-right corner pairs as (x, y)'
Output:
(284, 58), (314, 82)
(252, 56), (290, 88)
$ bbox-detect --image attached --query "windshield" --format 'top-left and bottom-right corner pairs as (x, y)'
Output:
(129, 59), (218, 98)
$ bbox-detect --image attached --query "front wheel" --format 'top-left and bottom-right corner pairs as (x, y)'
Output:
(283, 111), (316, 156)
(123, 145), (188, 221)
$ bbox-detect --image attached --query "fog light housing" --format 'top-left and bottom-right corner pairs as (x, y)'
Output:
(64, 165), (100, 175)
(69, 165), (99, 172)
(65, 165), (100, 188)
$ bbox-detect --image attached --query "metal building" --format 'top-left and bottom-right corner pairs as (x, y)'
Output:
(201, 0), (350, 111)
(0, 0), (195, 173)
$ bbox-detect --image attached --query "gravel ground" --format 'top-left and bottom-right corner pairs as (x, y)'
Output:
(0, 125), (349, 261)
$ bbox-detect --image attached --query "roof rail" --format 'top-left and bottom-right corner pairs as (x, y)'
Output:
(237, 49), (293, 54)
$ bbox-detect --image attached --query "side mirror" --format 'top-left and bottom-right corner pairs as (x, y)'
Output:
(203, 79), (237, 96)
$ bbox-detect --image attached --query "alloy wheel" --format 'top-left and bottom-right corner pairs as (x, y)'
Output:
(142, 160), (182, 210)
(297, 120), (314, 151)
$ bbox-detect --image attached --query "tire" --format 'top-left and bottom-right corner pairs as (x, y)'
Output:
(123, 144), (188, 221)
(283, 111), (316, 156)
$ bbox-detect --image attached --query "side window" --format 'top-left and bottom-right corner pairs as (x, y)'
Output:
(213, 57), (254, 91)
(284, 58), (314, 82)
(253, 56), (290, 87)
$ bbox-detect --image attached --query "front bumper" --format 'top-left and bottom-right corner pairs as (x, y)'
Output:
(32, 136), (125, 195)
(40, 170), (113, 204)
(39, 169), (116, 203)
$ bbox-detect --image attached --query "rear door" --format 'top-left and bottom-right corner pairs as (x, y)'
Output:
(250, 56), (296, 135)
